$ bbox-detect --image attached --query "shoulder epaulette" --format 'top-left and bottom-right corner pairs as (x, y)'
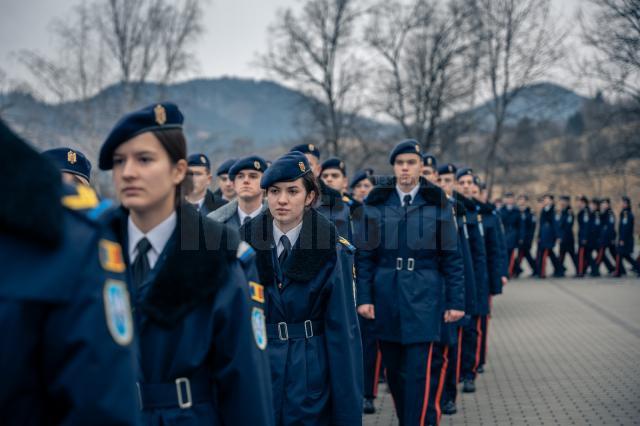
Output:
(62, 184), (99, 211)
(237, 240), (256, 265)
(342, 195), (354, 206)
(338, 236), (356, 254)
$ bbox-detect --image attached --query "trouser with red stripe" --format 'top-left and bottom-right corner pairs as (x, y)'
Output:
(614, 252), (640, 276)
(559, 244), (579, 275)
(514, 245), (537, 275)
(576, 244), (588, 276)
(478, 315), (490, 368)
(596, 246), (615, 273)
(460, 316), (483, 382)
(507, 248), (517, 277)
(536, 246), (562, 277)
(442, 327), (463, 405)
(379, 341), (447, 426)
(359, 317), (382, 399)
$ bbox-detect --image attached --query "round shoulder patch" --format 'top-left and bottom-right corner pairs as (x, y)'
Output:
(251, 307), (267, 350)
(103, 280), (134, 346)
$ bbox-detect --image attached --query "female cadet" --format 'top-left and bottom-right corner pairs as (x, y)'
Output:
(241, 151), (363, 426)
(98, 103), (274, 425)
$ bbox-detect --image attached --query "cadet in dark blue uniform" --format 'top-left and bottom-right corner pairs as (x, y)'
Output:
(614, 196), (639, 277)
(514, 194), (537, 277)
(536, 194), (563, 278)
(455, 168), (490, 394)
(557, 195), (578, 276)
(355, 140), (465, 426)
(422, 154), (438, 183)
(207, 155), (269, 228)
(43, 146), (93, 187)
(499, 192), (521, 277)
(98, 103), (274, 425)
(0, 120), (139, 425)
(349, 168), (382, 415)
(587, 198), (603, 276)
(597, 198), (617, 274)
(437, 164), (478, 416)
(212, 158), (237, 209)
(576, 196), (591, 277)
(241, 151), (363, 426)
(185, 153), (220, 215)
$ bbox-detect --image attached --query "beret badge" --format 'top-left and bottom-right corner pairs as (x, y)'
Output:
(154, 104), (167, 125)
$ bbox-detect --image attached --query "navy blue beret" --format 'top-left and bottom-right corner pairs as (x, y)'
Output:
(389, 139), (422, 165)
(456, 167), (473, 180)
(290, 143), (320, 159)
(43, 147), (92, 182)
(260, 151), (311, 189)
(437, 163), (457, 175)
(560, 195), (570, 201)
(423, 154), (437, 168)
(350, 169), (374, 189)
(321, 157), (347, 176)
(504, 192), (515, 198)
(622, 196), (630, 204)
(188, 153), (211, 169)
(472, 175), (485, 190)
(578, 195), (589, 203)
(229, 155), (268, 180)
(591, 198), (601, 204)
(99, 102), (184, 170)
(602, 197), (611, 204)
(543, 194), (554, 200)
(216, 158), (237, 176)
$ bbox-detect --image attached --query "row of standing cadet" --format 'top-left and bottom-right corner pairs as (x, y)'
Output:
(495, 193), (638, 279)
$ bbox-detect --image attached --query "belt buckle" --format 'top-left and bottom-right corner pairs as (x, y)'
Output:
(175, 377), (192, 409)
(396, 257), (403, 270)
(277, 322), (289, 340)
(407, 258), (415, 271)
(304, 320), (314, 338)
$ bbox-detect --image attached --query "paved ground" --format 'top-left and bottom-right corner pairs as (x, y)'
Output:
(364, 276), (640, 425)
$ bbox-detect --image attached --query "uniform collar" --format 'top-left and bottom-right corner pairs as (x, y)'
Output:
(238, 203), (264, 225)
(395, 183), (420, 204)
(272, 219), (303, 254)
(128, 211), (176, 263)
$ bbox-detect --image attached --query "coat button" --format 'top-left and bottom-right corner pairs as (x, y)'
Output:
(278, 282), (283, 289)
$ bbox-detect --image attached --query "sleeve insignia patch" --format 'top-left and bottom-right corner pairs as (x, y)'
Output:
(103, 280), (134, 346)
(99, 239), (126, 273)
(251, 307), (267, 350)
(249, 281), (265, 304)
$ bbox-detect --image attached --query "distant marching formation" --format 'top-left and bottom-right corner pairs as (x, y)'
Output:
(2, 101), (637, 426)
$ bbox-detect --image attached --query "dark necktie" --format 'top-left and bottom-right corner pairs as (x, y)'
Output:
(243, 216), (251, 225)
(131, 237), (152, 289)
(403, 194), (412, 207)
(278, 235), (291, 267)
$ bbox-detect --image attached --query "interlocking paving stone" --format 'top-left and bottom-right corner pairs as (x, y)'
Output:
(363, 277), (640, 425)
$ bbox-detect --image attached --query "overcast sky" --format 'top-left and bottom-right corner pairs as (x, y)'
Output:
(1, 0), (594, 96)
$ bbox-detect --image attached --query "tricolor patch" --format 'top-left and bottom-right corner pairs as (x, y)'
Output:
(250, 281), (265, 304)
(99, 239), (126, 273)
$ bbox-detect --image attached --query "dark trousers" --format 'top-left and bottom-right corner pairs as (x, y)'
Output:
(536, 246), (563, 277)
(514, 245), (537, 276)
(479, 314), (489, 367)
(576, 245), (588, 277)
(359, 317), (382, 399)
(596, 246), (615, 273)
(460, 316), (482, 382)
(559, 244), (579, 275)
(615, 253), (640, 276)
(380, 341), (446, 426)
(586, 247), (601, 276)
(442, 327), (463, 405)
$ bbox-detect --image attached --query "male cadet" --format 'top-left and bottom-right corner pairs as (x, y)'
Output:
(355, 139), (465, 426)
(422, 154), (438, 183)
(213, 158), (237, 208)
(291, 144), (351, 238)
(185, 153), (218, 215)
(614, 196), (640, 277)
(438, 163), (478, 416)
(469, 175), (505, 378)
(321, 157), (349, 195)
(42, 147), (92, 187)
(0, 120), (139, 424)
(499, 192), (521, 278)
(587, 198), (603, 276)
(598, 198), (617, 274)
(455, 168), (491, 394)
(536, 194), (563, 278)
(513, 195), (537, 277)
(557, 195), (579, 276)
(208, 156), (268, 228)
(575, 196), (591, 277)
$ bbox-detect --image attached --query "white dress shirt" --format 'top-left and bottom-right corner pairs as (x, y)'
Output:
(395, 184), (420, 206)
(128, 211), (176, 269)
(273, 220), (303, 257)
(238, 204), (263, 225)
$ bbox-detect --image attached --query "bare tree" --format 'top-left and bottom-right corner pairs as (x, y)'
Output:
(579, 0), (640, 114)
(262, 0), (366, 157)
(365, 0), (471, 152)
(465, 0), (566, 195)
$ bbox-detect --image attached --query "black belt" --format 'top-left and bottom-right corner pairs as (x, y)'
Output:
(266, 320), (324, 341)
(137, 376), (213, 410)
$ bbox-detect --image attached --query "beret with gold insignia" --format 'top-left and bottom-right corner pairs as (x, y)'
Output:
(260, 151), (311, 189)
(229, 155), (268, 180)
(187, 153), (211, 170)
(320, 157), (347, 176)
(389, 139), (422, 165)
(43, 147), (92, 182)
(99, 102), (184, 170)
(290, 143), (320, 159)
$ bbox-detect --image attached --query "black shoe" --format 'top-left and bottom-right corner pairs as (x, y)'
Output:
(363, 398), (375, 414)
(477, 365), (484, 374)
(442, 400), (457, 415)
(462, 379), (476, 393)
